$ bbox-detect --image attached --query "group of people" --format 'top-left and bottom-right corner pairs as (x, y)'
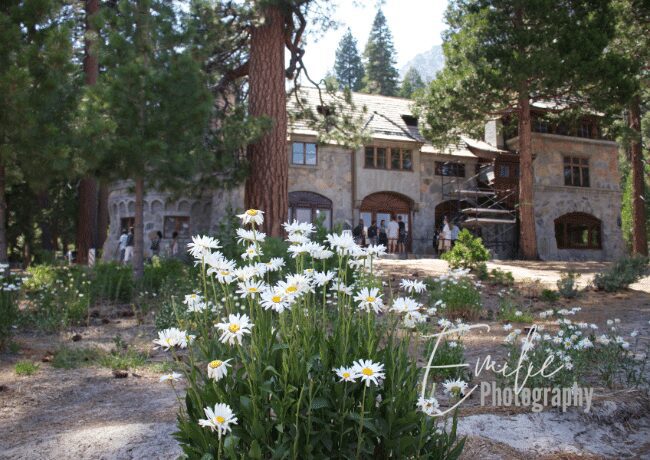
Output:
(352, 215), (407, 254)
(434, 216), (460, 255)
(117, 228), (180, 263)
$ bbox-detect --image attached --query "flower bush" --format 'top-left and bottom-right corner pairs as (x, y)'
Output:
(501, 308), (648, 389)
(158, 210), (465, 459)
(426, 270), (482, 320)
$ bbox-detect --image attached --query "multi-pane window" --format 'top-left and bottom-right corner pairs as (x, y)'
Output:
(390, 148), (413, 170)
(563, 156), (590, 187)
(577, 123), (591, 138)
(164, 216), (190, 238)
(555, 213), (602, 249)
(365, 146), (387, 169)
(435, 161), (465, 177)
(288, 191), (332, 230)
(364, 146), (413, 170)
(292, 142), (317, 165)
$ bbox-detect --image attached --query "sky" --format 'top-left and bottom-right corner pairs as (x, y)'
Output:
(299, 0), (449, 82)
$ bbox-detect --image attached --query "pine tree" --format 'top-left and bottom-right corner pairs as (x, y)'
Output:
(399, 67), (425, 99)
(0, 0), (77, 266)
(91, 0), (213, 278)
(419, 0), (618, 259)
(334, 28), (365, 91)
(362, 9), (399, 96)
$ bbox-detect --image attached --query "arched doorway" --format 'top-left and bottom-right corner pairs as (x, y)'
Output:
(434, 200), (471, 230)
(288, 191), (333, 230)
(360, 192), (414, 250)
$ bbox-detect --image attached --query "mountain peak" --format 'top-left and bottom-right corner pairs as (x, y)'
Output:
(400, 45), (445, 82)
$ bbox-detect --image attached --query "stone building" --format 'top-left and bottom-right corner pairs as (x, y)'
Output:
(104, 88), (624, 261)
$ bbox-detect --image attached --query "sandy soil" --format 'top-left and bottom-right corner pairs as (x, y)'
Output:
(1, 259), (649, 459)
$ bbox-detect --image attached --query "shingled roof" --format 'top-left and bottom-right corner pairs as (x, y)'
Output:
(288, 87), (481, 159)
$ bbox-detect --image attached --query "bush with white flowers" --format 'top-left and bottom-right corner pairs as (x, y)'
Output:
(156, 210), (465, 459)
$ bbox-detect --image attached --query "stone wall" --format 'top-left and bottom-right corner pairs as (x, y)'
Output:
(103, 181), (213, 261)
(507, 133), (624, 261)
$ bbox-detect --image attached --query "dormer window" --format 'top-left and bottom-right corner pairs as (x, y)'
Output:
(401, 114), (418, 127)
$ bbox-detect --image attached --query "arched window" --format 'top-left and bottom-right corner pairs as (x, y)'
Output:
(554, 213), (602, 249)
(288, 191), (332, 229)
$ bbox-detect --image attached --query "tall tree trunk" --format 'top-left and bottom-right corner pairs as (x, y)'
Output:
(97, 182), (109, 254)
(37, 190), (54, 252)
(0, 165), (7, 269)
(76, 0), (100, 265)
(133, 177), (145, 279)
(518, 89), (538, 259)
(628, 96), (648, 256)
(245, 6), (288, 236)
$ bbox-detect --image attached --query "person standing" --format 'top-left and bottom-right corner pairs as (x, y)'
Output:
(378, 220), (388, 247)
(124, 227), (135, 264)
(170, 231), (179, 257)
(367, 221), (378, 246)
(150, 231), (162, 258)
(441, 217), (452, 254)
(397, 216), (407, 255)
(451, 222), (460, 248)
(353, 219), (365, 246)
(118, 229), (128, 262)
(387, 216), (399, 254)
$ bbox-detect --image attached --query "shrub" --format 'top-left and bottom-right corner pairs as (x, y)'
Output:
(91, 262), (134, 303)
(593, 256), (649, 292)
(441, 229), (489, 270)
(161, 221), (465, 459)
(142, 257), (191, 294)
(486, 268), (514, 287)
(540, 289), (560, 303)
(426, 272), (482, 320)
(0, 283), (19, 350)
(497, 296), (533, 323)
(51, 346), (102, 369)
(15, 360), (39, 376)
(556, 271), (579, 298)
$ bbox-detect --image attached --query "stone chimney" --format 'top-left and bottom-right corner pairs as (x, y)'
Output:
(484, 119), (504, 149)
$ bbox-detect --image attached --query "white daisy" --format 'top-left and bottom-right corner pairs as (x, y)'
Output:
(400, 279), (427, 294)
(241, 245), (262, 260)
(237, 209), (264, 226)
(417, 396), (441, 417)
(153, 328), (193, 350)
(215, 314), (254, 345)
(326, 233), (357, 255)
(198, 403), (238, 437)
(260, 289), (290, 313)
(236, 228), (265, 244)
(333, 366), (358, 383)
(236, 280), (266, 298)
(313, 270), (336, 287)
(283, 220), (315, 235)
(391, 297), (422, 314)
(352, 359), (385, 387)
(354, 287), (384, 314)
(365, 244), (387, 257)
(208, 259), (237, 284)
(187, 236), (221, 259)
(442, 378), (468, 397)
(159, 372), (183, 383)
(207, 359), (232, 381)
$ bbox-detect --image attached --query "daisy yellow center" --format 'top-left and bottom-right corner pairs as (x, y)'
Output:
(361, 367), (374, 376)
(165, 338), (173, 344)
(248, 287), (259, 293)
(342, 372), (350, 379)
(209, 360), (223, 368)
(286, 286), (298, 294)
(228, 324), (241, 333)
(246, 209), (258, 216)
(366, 296), (376, 303)
(247, 249), (255, 254)
(272, 295), (282, 303)
(215, 416), (225, 424)
(220, 270), (230, 275)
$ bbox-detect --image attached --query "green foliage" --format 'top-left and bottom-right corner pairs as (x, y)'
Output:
(425, 338), (469, 381)
(427, 275), (482, 320)
(593, 256), (649, 292)
(557, 272), (580, 298)
(91, 262), (134, 303)
(481, 267), (514, 287)
(441, 229), (490, 270)
(51, 346), (103, 369)
(362, 9), (399, 96)
(168, 232), (465, 458)
(14, 360), (39, 376)
(0, 283), (19, 350)
(540, 289), (560, 303)
(99, 338), (148, 371)
(334, 28), (365, 91)
(497, 295), (533, 323)
(399, 67), (426, 99)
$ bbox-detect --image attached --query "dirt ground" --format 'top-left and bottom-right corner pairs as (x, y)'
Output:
(1, 259), (649, 459)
